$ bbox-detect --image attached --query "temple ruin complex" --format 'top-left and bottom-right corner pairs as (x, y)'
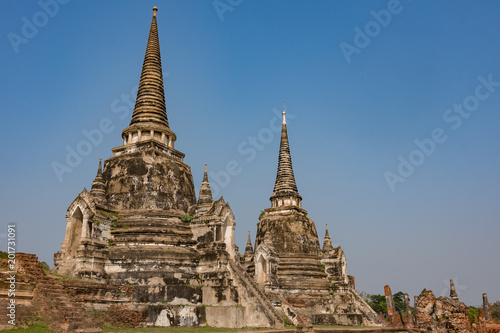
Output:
(48, 6), (383, 328)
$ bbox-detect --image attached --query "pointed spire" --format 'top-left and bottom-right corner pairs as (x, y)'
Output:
(90, 158), (106, 204)
(122, 7), (177, 147)
(130, 6), (168, 128)
(203, 163), (209, 183)
(197, 164), (213, 207)
(450, 279), (458, 300)
(270, 106), (302, 208)
(96, 157), (103, 176)
(245, 231), (254, 257)
(323, 224), (334, 252)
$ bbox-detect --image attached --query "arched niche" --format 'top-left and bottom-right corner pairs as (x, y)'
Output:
(222, 214), (235, 259)
(256, 254), (267, 284)
(68, 207), (84, 257)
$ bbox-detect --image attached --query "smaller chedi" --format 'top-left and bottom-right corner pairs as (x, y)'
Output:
(242, 110), (383, 326)
(52, 6), (384, 329)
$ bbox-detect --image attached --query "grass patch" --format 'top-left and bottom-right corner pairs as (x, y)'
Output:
(2, 323), (51, 332)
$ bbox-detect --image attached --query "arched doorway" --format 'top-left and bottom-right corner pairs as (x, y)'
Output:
(68, 207), (83, 257)
(256, 255), (267, 284)
(222, 216), (234, 259)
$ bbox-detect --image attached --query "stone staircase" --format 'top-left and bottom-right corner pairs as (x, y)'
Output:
(228, 260), (284, 329)
(349, 287), (385, 326)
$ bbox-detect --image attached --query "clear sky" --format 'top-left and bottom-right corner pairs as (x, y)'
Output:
(1, 1), (499, 307)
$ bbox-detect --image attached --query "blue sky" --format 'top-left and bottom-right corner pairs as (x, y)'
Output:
(1, 1), (499, 306)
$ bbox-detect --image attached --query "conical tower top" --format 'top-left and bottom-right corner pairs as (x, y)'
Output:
(122, 7), (177, 148)
(323, 224), (334, 252)
(197, 164), (213, 209)
(245, 231), (254, 256)
(270, 107), (302, 208)
(90, 158), (106, 205)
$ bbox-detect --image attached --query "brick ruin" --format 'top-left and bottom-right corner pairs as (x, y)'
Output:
(380, 281), (499, 333)
(0, 253), (145, 332)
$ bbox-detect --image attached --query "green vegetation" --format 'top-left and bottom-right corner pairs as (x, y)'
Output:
(362, 290), (407, 314)
(392, 291), (406, 313)
(2, 321), (385, 332)
(40, 261), (50, 272)
(319, 264), (326, 270)
(259, 210), (265, 220)
(366, 293), (387, 314)
(2, 322), (51, 332)
(469, 306), (478, 322)
(0, 250), (9, 259)
(99, 210), (121, 219)
(181, 215), (194, 223)
(90, 218), (101, 226)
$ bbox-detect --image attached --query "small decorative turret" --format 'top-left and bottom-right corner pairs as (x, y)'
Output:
(323, 224), (334, 252)
(270, 107), (302, 209)
(121, 6), (177, 148)
(197, 164), (213, 213)
(245, 231), (254, 256)
(90, 158), (106, 205)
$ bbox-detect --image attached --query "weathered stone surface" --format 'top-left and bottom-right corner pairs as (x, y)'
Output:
(404, 293), (415, 328)
(484, 293), (491, 321)
(205, 306), (245, 328)
(255, 210), (322, 256)
(384, 285), (395, 317)
(103, 142), (196, 212)
(450, 279), (459, 300)
(415, 288), (437, 330)
(384, 285), (403, 328)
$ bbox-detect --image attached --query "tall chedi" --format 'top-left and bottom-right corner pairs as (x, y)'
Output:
(106, 6), (196, 213)
(252, 108), (384, 326)
(55, 6), (199, 285)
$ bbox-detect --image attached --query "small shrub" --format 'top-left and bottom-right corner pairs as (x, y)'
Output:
(40, 261), (50, 272)
(181, 215), (194, 223)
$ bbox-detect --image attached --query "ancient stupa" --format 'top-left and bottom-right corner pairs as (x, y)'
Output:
(245, 110), (383, 326)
